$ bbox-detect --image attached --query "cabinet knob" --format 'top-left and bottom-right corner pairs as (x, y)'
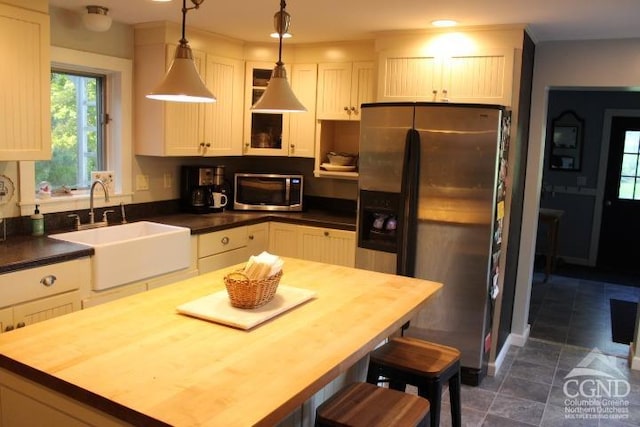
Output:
(350, 106), (356, 112)
(343, 106), (350, 111)
(16, 322), (25, 328)
(40, 274), (57, 287)
(324, 231), (330, 237)
(290, 144), (295, 149)
(248, 235), (254, 240)
(221, 236), (230, 245)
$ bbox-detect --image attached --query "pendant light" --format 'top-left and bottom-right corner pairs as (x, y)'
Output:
(146, 0), (216, 103)
(251, 0), (306, 113)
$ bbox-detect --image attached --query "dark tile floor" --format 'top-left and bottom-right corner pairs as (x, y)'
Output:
(410, 271), (640, 426)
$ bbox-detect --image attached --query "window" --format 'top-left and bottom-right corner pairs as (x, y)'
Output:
(18, 46), (133, 216)
(619, 130), (640, 200)
(36, 70), (106, 192)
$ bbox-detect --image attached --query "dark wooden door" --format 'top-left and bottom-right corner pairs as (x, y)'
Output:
(598, 116), (640, 273)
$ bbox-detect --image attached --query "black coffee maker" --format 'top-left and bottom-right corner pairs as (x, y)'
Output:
(180, 166), (223, 213)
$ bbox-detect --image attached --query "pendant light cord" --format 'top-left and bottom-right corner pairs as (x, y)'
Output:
(276, 0), (286, 66)
(181, 0), (204, 45)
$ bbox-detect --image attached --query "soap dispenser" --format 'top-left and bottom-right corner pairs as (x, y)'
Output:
(31, 205), (44, 236)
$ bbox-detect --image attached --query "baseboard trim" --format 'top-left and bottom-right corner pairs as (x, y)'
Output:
(509, 324), (530, 347)
(488, 333), (515, 376)
(487, 328), (531, 377)
(630, 341), (640, 371)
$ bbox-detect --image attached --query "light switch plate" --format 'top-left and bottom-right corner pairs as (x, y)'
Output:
(136, 174), (150, 191)
(91, 171), (115, 195)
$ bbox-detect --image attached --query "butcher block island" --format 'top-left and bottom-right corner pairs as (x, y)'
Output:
(0, 258), (442, 427)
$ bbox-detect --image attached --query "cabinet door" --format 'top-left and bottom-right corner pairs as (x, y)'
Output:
(243, 62), (290, 156)
(246, 223), (269, 257)
(12, 291), (80, 328)
(377, 54), (441, 101)
(299, 226), (356, 267)
(163, 45), (206, 156)
(268, 222), (301, 258)
(288, 63), (318, 157)
(441, 50), (514, 106)
(0, 307), (12, 334)
(203, 55), (244, 156)
(0, 4), (50, 160)
(350, 62), (375, 120)
(316, 62), (353, 120)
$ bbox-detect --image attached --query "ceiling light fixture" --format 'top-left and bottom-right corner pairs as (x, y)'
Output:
(269, 6), (292, 39)
(82, 5), (112, 32)
(432, 19), (458, 28)
(251, 0), (306, 113)
(146, 0), (216, 103)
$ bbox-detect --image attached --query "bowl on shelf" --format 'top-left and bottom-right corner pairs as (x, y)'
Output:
(327, 152), (357, 166)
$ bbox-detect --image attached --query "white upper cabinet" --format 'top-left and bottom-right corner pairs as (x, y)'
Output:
(378, 49), (514, 106)
(0, 4), (50, 160)
(203, 55), (245, 156)
(316, 62), (375, 121)
(243, 62), (317, 157)
(287, 63), (317, 158)
(135, 41), (244, 157)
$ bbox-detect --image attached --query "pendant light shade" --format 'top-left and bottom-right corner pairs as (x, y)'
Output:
(251, 0), (306, 113)
(146, 0), (216, 103)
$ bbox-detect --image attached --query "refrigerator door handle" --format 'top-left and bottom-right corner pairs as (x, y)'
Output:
(397, 128), (419, 277)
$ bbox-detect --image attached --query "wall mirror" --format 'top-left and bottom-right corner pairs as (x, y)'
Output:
(549, 110), (584, 171)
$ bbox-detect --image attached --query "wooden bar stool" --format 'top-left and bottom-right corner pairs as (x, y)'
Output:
(366, 337), (462, 427)
(315, 382), (431, 427)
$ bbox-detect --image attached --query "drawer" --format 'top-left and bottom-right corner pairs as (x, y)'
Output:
(0, 258), (91, 308)
(198, 247), (248, 274)
(199, 226), (248, 258)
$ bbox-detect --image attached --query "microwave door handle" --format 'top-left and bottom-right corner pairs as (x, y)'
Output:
(285, 179), (290, 205)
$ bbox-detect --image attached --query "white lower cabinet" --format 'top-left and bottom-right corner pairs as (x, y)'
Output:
(299, 225), (356, 267)
(197, 223), (270, 274)
(268, 223), (356, 267)
(268, 222), (302, 258)
(0, 258), (89, 333)
(0, 368), (124, 427)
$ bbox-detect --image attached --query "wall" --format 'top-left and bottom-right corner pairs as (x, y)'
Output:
(513, 38), (640, 348)
(539, 90), (640, 264)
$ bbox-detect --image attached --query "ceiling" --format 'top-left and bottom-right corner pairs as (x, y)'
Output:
(49, 0), (640, 44)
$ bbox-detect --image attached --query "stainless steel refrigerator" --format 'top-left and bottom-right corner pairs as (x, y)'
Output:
(355, 102), (509, 385)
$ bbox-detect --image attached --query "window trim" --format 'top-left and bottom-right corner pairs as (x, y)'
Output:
(18, 46), (133, 216)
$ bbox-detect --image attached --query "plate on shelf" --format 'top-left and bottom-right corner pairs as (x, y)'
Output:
(320, 163), (357, 172)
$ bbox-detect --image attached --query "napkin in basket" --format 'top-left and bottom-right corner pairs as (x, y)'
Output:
(242, 251), (284, 280)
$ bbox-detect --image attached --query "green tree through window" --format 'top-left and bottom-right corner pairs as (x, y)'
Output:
(36, 71), (104, 191)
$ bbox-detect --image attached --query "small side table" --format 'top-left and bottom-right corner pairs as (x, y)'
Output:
(538, 208), (564, 282)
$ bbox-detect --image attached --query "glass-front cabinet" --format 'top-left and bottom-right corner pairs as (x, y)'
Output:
(243, 62), (317, 157)
(244, 62), (289, 156)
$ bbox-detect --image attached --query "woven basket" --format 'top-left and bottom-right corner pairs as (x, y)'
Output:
(223, 269), (283, 309)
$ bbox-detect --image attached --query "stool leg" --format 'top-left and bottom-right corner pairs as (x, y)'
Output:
(418, 381), (442, 427)
(366, 362), (380, 385)
(448, 371), (462, 427)
(388, 378), (406, 392)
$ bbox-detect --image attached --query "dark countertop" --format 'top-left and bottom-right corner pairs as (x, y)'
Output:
(0, 236), (94, 274)
(0, 210), (356, 275)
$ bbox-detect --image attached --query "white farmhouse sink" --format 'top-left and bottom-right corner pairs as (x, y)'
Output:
(50, 221), (191, 290)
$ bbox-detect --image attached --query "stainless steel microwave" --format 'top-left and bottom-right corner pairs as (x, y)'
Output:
(234, 173), (303, 211)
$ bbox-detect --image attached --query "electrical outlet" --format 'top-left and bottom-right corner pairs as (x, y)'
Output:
(163, 173), (172, 189)
(91, 171), (115, 195)
(136, 174), (150, 191)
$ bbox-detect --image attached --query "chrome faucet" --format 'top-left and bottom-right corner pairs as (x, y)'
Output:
(68, 180), (112, 230)
(89, 180), (110, 224)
